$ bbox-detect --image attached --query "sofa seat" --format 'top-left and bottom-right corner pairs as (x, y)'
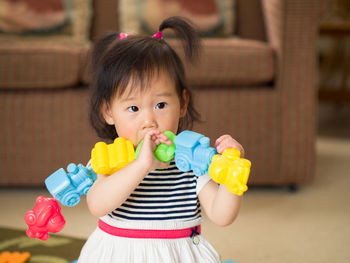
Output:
(0, 41), (88, 89)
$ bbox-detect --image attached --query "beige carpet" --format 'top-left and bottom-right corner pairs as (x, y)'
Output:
(1, 106), (349, 262)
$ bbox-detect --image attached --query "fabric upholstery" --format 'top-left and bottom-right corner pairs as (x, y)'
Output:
(80, 38), (275, 87)
(0, 0), (319, 186)
(236, 0), (266, 41)
(118, 0), (235, 37)
(193, 87), (282, 185)
(0, 41), (87, 89)
(262, 0), (319, 184)
(172, 38), (275, 86)
(0, 0), (93, 43)
(90, 0), (119, 40)
(0, 87), (98, 185)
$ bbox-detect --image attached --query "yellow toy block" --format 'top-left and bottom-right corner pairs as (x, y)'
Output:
(0, 251), (30, 263)
(208, 148), (251, 196)
(91, 137), (135, 175)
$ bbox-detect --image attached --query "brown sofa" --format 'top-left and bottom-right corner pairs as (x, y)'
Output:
(0, 0), (319, 187)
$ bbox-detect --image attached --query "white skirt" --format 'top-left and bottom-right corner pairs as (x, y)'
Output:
(78, 217), (220, 263)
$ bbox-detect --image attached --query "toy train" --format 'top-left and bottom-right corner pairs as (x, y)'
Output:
(25, 130), (251, 240)
(90, 130), (251, 195)
(174, 130), (217, 176)
(45, 163), (97, 207)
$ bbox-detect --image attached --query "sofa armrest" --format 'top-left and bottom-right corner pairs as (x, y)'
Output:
(262, 0), (319, 79)
(262, 0), (319, 59)
(262, 0), (320, 183)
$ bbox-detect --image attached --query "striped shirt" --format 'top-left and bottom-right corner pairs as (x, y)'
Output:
(108, 162), (202, 221)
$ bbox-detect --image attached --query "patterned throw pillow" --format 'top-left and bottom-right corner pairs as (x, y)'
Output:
(119, 0), (235, 37)
(0, 0), (92, 42)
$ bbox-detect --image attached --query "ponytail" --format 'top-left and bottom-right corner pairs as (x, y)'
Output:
(158, 16), (201, 63)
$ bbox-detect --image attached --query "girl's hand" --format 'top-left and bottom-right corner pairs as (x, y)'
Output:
(215, 134), (245, 158)
(136, 129), (172, 172)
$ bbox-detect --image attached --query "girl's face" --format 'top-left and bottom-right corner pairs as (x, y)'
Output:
(102, 71), (188, 146)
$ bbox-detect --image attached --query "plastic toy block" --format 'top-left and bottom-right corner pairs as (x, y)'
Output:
(174, 130), (217, 176)
(209, 148), (251, 196)
(45, 163), (97, 207)
(0, 251), (30, 263)
(91, 137), (135, 175)
(24, 196), (65, 241)
(135, 131), (177, 163)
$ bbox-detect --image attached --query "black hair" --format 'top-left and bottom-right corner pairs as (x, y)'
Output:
(89, 16), (201, 140)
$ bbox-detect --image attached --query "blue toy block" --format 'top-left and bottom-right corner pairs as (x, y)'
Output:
(45, 163), (97, 207)
(174, 130), (217, 176)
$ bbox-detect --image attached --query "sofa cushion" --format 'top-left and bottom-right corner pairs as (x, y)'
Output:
(0, 41), (88, 89)
(80, 38), (274, 87)
(171, 38), (275, 86)
(119, 0), (235, 37)
(0, 0), (93, 43)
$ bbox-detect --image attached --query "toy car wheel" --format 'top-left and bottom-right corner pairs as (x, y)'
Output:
(192, 167), (203, 176)
(62, 192), (80, 207)
(82, 186), (91, 195)
(175, 156), (190, 172)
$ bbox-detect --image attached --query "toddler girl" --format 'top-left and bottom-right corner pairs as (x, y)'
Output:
(79, 16), (245, 263)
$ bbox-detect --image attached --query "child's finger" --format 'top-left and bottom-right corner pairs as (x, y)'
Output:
(215, 134), (230, 147)
(217, 143), (231, 153)
(216, 144), (226, 154)
(215, 137), (230, 151)
(218, 142), (245, 157)
(142, 130), (160, 150)
(158, 132), (172, 145)
(144, 130), (172, 147)
(151, 132), (171, 146)
(142, 132), (152, 147)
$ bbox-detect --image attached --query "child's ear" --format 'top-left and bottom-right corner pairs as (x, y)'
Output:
(102, 102), (115, 125)
(180, 90), (189, 118)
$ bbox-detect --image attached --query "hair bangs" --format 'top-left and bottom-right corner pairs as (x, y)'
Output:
(109, 39), (179, 101)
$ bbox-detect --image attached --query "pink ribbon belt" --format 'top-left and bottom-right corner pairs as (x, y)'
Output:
(98, 220), (201, 239)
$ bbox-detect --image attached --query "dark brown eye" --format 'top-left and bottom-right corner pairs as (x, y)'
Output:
(128, 106), (139, 112)
(156, 102), (166, 109)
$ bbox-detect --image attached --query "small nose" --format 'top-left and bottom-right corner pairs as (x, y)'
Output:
(142, 110), (158, 130)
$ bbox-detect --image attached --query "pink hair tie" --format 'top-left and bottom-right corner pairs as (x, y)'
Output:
(119, 33), (130, 39)
(152, 31), (163, 39)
